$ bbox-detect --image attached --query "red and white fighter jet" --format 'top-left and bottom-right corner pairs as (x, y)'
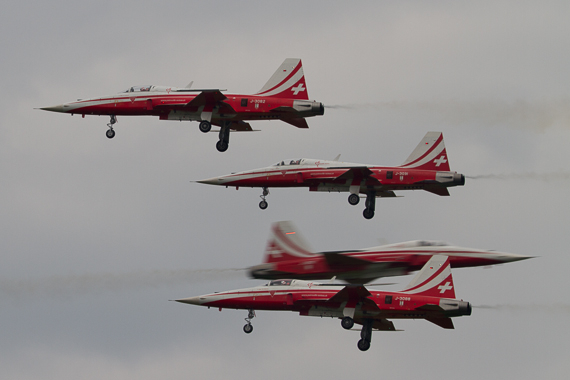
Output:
(40, 58), (324, 152)
(175, 255), (472, 351)
(249, 221), (532, 283)
(197, 132), (465, 218)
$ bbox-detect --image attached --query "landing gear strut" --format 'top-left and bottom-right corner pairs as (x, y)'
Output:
(357, 319), (373, 351)
(216, 122), (230, 152)
(243, 309), (255, 334)
(363, 191), (376, 219)
(259, 187), (269, 210)
(106, 115), (117, 139)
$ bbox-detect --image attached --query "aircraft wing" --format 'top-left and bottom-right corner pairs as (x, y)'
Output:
(322, 252), (372, 268)
(327, 284), (372, 303)
(184, 90), (228, 107)
(213, 120), (253, 132)
(333, 167), (375, 181)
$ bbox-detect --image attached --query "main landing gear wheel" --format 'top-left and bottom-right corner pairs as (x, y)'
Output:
(106, 129), (116, 139)
(357, 319), (373, 351)
(357, 339), (371, 351)
(199, 120), (212, 133)
(348, 194), (360, 206)
(243, 309), (255, 334)
(363, 209), (375, 219)
(362, 191), (376, 220)
(216, 122), (230, 152)
(216, 140), (229, 152)
(259, 200), (268, 210)
(341, 316), (354, 330)
(106, 115), (117, 139)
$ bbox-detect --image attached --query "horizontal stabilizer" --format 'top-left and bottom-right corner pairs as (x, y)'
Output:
(282, 118), (309, 129)
(425, 317), (454, 329)
(423, 186), (450, 196)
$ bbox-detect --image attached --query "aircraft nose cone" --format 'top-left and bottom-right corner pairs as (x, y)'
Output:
(175, 296), (203, 305)
(40, 104), (66, 113)
(196, 177), (225, 185)
(501, 253), (535, 263)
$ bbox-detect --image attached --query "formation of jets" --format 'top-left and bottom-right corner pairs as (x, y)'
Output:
(40, 59), (529, 351)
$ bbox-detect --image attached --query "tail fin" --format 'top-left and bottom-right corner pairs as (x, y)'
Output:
(255, 58), (309, 100)
(401, 255), (456, 298)
(398, 132), (450, 171)
(263, 221), (317, 264)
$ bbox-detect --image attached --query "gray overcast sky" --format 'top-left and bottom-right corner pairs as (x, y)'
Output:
(2, 1), (569, 379)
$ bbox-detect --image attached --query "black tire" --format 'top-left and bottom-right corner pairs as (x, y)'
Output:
(216, 140), (229, 152)
(259, 200), (268, 210)
(341, 316), (354, 330)
(357, 339), (370, 351)
(106, 129), (115, 139)
(243, 324), (253, 334)
(363, 209), (375, 219)
(348, 194), (360, 206)
(199, 121), (212, 133)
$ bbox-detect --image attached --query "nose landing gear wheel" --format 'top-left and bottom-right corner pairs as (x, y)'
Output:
(243, 309), (255, 333)
(106, 115), (117, 139)
(259, 200), (268, 210)
(363, 209), (375, 219)
(106, 129), (115, 139)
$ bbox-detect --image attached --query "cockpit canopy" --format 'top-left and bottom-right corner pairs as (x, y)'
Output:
(122, 85), (184, 93)
(267, 279), (292, 286)
(273, 159), (303, 167)
(388, 240), (450, 249)
(124, 85), (152, 93)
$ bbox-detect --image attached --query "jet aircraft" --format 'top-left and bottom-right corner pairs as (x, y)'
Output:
(249, 221), (532, 283)
(40, 58), (324, 152)
(175, 255), (472, 351)
(197, 132), (465, 218)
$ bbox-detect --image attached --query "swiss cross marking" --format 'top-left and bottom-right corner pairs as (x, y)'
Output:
(291, 83), (305, 95)
(438, 282), (453, 294)
(434, 155), (447, 167)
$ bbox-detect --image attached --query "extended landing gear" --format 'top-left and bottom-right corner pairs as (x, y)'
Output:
(357, 319), (373, 351)
(259, 187), (269, 210)
(341, 316), (354, 330)
(243, 309), (255, 334)
(348, 193), (360, 206)
(199, 120), (212, 133)
(106, 115), (117, 139)
(363, 192), (376, 220)
(216, 122), (230, 152)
